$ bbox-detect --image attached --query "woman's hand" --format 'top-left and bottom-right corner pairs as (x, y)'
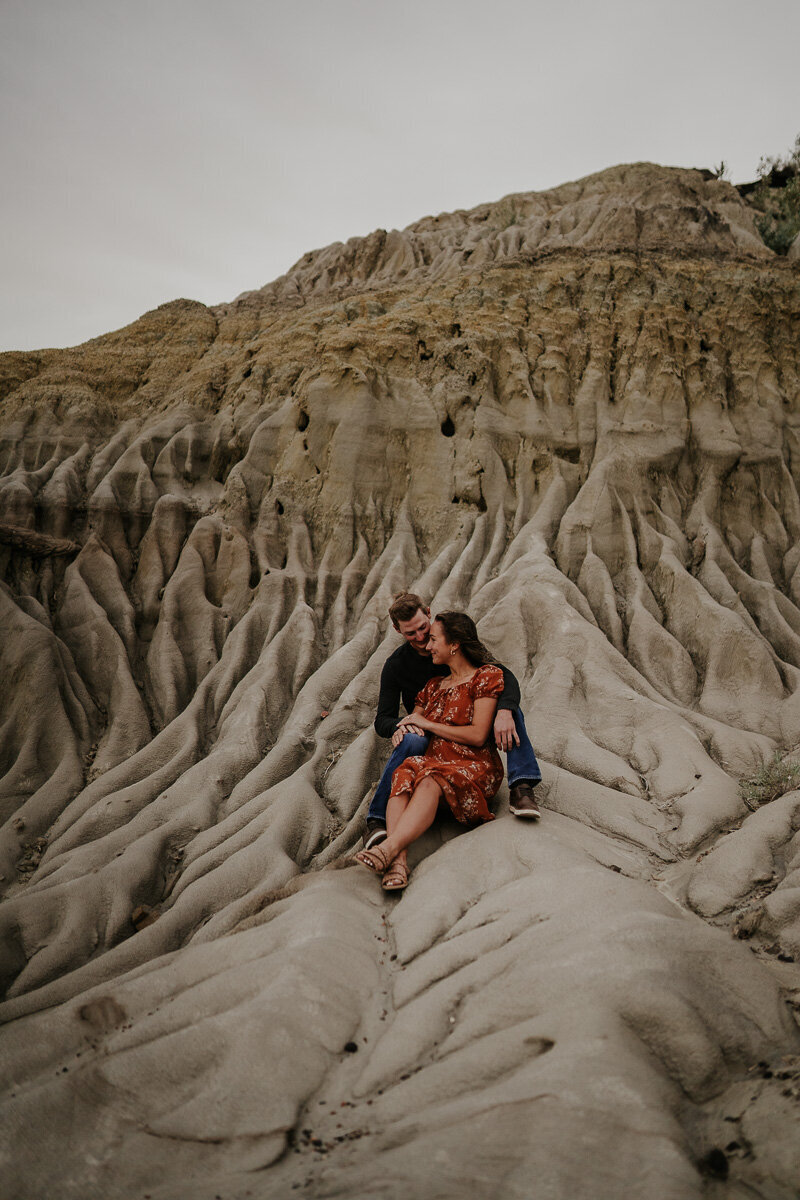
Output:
(396, 712), (429, 736)
(398, 712), (429, 729)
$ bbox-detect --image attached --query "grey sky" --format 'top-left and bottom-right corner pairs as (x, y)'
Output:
(1, 0), (798, 353)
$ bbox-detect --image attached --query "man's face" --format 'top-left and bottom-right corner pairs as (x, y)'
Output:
(395, 608), (432, 655)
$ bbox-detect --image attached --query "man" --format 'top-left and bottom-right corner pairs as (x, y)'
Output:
(365, 592), (542, 849)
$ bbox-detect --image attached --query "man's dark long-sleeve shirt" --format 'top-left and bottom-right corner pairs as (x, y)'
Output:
(374, 642), (522, 738)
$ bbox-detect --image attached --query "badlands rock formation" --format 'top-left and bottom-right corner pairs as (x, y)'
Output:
(1, 163), (800, 1199)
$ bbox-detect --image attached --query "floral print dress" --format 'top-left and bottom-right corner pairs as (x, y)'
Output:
(388, 664), (504, 824)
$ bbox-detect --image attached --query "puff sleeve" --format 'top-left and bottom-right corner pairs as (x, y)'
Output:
(470, 665), (504, 700)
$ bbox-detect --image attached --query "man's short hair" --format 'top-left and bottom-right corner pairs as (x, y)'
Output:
(389, 591), (427, 628)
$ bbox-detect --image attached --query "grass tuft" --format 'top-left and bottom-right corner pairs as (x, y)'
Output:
(740, 752), (800, 811)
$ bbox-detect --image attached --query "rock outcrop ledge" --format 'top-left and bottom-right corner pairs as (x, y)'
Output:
(1, 164), (800, 1199)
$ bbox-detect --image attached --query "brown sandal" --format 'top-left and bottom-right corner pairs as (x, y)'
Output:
(354, 845), (392, 875)
(382, 861), (409, 892)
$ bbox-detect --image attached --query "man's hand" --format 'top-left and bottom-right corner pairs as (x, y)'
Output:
(494, 708), (519, 752)
(392, 722), (426, 747)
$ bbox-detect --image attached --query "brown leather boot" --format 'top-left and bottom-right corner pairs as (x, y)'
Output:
(509, 782), (541, 819)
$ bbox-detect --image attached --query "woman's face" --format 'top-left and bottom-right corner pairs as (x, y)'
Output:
(427, 620), (456, 665)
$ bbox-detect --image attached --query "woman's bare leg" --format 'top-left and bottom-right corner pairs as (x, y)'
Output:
(381, 777), (442, 864)
(386, 791), (409, 835)
(385, 791), (411, 876)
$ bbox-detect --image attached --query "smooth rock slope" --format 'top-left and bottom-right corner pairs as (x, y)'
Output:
(1, 164), (800, 1199)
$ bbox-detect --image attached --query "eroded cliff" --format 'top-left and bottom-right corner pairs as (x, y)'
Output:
(1, 164), (800, 1200)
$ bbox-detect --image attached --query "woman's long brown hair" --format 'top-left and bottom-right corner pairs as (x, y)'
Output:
(434, 611), (496, 667)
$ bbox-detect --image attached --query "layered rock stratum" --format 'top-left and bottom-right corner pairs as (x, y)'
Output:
(1, 163), (800, 1199)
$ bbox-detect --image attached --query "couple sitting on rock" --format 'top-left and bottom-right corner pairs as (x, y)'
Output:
(355, 592), (542, 891)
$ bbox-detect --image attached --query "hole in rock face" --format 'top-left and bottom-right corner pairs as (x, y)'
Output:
(441, 416), (455, 437)
(242, 367), (252, 380)
(78, 996), (127, 1033)
(700, 338), (710, 353)
(698, 1149), (729, 1180)
(297, 410), (309, 431)
(275, 500), (284, 515)
(555, 447), (580, 464)
(523, 1036), (555, 1056)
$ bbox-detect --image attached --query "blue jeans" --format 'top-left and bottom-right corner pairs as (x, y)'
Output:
(367, 709), (542, 823)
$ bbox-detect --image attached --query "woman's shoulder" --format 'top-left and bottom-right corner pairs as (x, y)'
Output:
(470, 663), (504, 696)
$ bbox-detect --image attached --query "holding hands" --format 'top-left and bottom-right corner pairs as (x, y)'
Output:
(392, 712), (430, 746)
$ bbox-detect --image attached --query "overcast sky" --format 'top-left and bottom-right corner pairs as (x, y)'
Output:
(1, 0), (798, 352)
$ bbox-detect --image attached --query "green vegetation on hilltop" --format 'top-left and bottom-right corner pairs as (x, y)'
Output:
(751, 133), (800, 255)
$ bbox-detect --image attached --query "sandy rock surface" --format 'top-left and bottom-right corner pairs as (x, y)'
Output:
(1, 164), (800, 1199)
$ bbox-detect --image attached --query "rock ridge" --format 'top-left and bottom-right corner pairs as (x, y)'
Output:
(229, 163), (770, 313)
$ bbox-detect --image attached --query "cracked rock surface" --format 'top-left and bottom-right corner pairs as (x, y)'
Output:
(1, 163), (800, 1199)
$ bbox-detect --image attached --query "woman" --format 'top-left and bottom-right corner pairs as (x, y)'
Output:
(355, 611), (504, 891)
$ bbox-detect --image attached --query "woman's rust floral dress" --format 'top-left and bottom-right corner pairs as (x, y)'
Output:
(389, 664), (504, 824)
